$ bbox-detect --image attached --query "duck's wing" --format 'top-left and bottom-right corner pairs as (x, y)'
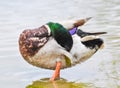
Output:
(19, 25), (50, 56)
(76, 29), (107, 38)
(58, 17), (92, 30)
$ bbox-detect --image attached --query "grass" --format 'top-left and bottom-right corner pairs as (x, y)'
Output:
(26, 78), (94, 88)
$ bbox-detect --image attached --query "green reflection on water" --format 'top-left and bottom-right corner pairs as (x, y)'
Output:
(26, 78), (94, 88)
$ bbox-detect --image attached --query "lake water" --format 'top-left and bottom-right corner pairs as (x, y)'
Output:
(0, 0), (120, 88)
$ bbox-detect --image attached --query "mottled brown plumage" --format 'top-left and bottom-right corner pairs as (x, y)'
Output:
(19, 25), (50, 58)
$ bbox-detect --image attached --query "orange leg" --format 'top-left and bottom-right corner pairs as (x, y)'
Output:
(50, 62), (61, 81)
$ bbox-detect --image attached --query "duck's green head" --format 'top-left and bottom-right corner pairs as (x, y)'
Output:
(47, 22), (73, 51)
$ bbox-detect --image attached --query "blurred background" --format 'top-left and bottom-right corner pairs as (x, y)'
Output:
(0, 0), (120, 88)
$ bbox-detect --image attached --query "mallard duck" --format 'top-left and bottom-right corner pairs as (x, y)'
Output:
(19, 17), (106, 81)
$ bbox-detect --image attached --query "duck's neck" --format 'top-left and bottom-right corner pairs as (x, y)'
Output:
(47, 22), (73, 51)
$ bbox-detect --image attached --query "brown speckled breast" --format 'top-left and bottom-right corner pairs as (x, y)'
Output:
(19, 25), (50, 58)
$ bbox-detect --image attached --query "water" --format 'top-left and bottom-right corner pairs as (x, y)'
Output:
(0, 0), (120, 88)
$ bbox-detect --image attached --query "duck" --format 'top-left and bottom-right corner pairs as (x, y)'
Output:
(19, 17), (106, 81)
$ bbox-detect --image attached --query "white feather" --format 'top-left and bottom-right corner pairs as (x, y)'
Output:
(44, 25), (51, 35)
(27, 34), (99, 69)
(70, 34), (97, 65)
(58, 20), (76, 29)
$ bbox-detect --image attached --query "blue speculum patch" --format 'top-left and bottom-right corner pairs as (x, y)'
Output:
(69, 27), (77, 35)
